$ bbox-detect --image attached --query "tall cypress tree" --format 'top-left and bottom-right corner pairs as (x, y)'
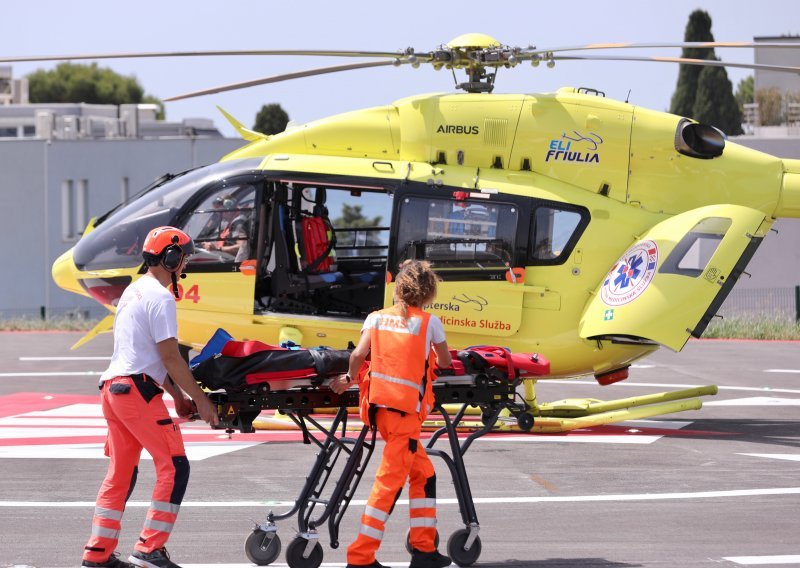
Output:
(670, 9), (743, 135)
(670, 10), (714, 118)
(693, 64), (743, 135)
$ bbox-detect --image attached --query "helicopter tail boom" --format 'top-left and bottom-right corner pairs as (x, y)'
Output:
(775, 159), (800, 218)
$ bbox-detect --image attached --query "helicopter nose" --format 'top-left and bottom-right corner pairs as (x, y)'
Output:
(51, 248), (88, 297)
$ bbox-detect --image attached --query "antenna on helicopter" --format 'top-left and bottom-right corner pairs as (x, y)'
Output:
(625, 89), (632, 103)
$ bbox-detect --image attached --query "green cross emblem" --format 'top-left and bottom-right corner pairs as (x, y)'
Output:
(604, 309), (614, 321)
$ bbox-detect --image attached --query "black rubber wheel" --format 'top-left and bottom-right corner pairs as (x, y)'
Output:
(447, 528), (482, 567)
(285, 536), (323, 568)
(516, 411), (534, 432)
(245, 530), (281, 565)
(404, 528), (440, 554)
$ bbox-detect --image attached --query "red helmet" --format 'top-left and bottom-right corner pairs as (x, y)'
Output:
(142, 226), (194, 272)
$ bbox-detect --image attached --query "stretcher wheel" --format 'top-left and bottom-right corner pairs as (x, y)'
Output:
(404, 528), (440, 554)
(516, 411), (534, 432)
(286, 536), (323, 568)
(245, 530), (281, 565)
(447, 528), (481, 567)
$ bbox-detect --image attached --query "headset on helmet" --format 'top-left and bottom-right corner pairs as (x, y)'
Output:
(142, 227), (195, 298)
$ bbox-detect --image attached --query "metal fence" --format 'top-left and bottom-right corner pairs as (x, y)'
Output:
(0, 306), (108, 321)
(717, 286), (800, 322)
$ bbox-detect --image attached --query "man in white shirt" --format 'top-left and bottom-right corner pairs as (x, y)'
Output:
(81, 227), (219, 568)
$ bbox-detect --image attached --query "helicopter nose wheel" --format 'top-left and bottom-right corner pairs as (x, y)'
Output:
(245, 529), (282, 565)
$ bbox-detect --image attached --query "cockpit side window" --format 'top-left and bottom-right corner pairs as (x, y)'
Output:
(528, 204), (589, 265)
(184, 184), (257, 266)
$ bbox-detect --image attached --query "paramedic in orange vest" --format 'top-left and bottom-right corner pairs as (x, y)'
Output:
(81, 227), (219, 568)
(331, 260), (452, 568)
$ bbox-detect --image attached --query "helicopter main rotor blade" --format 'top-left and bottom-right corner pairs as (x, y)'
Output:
(164, 60), (401, 101)
(0, 49), (428, 64)
(527, 41), (800, 56)
(552, 54), (800, 74)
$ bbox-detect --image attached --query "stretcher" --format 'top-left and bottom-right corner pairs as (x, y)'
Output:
(191, 331), (549, 568)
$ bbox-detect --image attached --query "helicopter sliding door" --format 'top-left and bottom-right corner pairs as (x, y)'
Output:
(257, 178), (392, 318)
(579, 204), (769, 351)
(389, 185), (527, 338)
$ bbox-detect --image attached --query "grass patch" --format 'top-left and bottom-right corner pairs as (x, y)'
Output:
(703, 315), (800, 340)
(0, 316), (101, 331)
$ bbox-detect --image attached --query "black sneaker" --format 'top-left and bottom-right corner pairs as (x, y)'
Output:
(82, 552), (135, 568)
(346, 561), (387, 568)
(128, 548), (182, 568)
(410, 548), (452, 568)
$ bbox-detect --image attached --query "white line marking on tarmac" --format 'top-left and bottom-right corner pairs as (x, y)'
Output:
(705, 397), (800, 406)
(723, 555), (800, 565)
(0, 371), (102, 377)
(181, 558), (409, 568)
(569, 380), (800, 395)
(2, 486), (798, 508)
(764, 369), (800, 374)
(18, 356), (110, 361)
(740, 453), (800, 462)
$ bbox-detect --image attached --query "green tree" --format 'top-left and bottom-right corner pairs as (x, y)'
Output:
(735, 75), (754, 108)
(333, 204), (384, 251)
(253, 103), (289, 134)
(670, 10), (742, 135)
(670, 10), (714, 118)
(755, 87), (784, 126)
(26, 62), (164, 117)
(693, 64), (743, 135)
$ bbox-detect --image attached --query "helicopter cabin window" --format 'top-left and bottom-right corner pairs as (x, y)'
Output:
(258, 180), (391, 317)
(183, 184), (257, 267)
(660, 217), (731, 277)
(528, 205), (587, 264)
(394, 195), (517, 279)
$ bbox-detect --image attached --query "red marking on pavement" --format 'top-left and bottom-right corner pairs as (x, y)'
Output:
(0, 393), (98, 418)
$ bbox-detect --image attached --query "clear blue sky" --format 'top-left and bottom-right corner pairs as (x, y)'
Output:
(6, 0), (800, 138)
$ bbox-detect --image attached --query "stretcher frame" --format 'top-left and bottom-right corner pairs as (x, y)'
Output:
(205, 368), (529, 568)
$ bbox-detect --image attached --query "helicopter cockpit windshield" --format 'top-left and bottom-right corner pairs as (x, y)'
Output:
(72, 159), (262, 271)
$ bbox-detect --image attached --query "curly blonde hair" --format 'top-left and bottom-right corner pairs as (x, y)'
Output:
(394, 260), (440, 315)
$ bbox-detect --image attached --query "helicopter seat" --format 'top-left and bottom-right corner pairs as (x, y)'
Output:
(293, 189), (345, 283)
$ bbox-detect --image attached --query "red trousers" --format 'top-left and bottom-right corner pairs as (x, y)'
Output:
(83, 375), (189, 563)
(347, 408), (438, 565)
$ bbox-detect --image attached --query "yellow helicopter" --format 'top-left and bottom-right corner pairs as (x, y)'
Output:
(12, 33), (800, 431)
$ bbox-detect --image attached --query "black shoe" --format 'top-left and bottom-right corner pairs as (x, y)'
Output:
(346, 562), (387, 568)
(128, 548), (182, 568)
(82, 552), (135, 568)
(410, 548), (452, 568)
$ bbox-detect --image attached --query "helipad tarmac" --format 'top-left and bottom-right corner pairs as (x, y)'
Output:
(1, 332), (798, 567)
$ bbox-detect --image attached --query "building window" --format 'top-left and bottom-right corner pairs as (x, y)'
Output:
(62, 180), (75, 241)
(62, 179), (89, 241)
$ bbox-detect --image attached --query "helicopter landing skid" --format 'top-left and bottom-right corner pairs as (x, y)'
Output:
(444, 381), (718, 433)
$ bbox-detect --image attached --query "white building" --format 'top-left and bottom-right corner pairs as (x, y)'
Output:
(0, 96), (243, 319)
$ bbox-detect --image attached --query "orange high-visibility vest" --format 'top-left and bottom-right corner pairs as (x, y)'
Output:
(365, 304), (436, 418)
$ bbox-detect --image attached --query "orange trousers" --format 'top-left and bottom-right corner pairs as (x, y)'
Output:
(83, 375), (189, 564)
(347, 408), (437, 566)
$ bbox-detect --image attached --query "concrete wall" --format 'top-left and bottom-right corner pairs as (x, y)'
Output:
(0, 136), (244, 317)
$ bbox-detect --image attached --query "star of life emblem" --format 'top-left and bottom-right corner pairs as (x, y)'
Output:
(600, 240), (659, 307)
